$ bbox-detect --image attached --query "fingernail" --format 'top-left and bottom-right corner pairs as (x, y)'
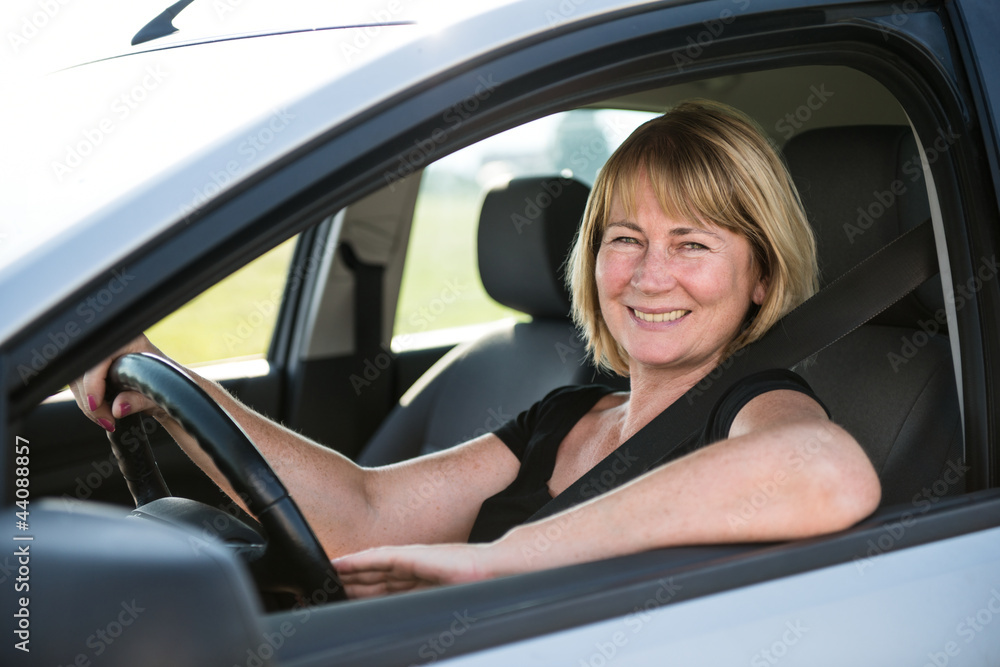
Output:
(98, 418), (115, 433)
(88, 395), (98, 412)
(119, 402), (132, 417)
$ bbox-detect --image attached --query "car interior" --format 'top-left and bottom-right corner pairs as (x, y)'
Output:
(20, 60), (969, 608)
(326, 66), (963, 505)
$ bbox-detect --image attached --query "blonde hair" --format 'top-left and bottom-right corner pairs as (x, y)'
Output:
(568, 100), (818, 376)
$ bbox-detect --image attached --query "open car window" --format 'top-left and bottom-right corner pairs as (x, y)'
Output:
(148, 236), (298, 371)
(393, 109), (658, 351)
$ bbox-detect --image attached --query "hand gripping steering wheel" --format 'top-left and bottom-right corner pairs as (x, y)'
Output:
(106, 352), (345, 602)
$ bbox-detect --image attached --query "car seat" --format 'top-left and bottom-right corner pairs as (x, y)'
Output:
(783, 126), (965, 505)
(357, 177), (619, 465)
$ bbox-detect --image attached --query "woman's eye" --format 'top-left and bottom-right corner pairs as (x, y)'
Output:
(611, 236), (641, 245)
(681, 241), (709, 251)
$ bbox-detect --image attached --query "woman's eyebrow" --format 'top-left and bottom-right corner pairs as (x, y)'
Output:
(670, 226), (720, 238)
(605, 221), (642, 233)
(604, 222), (721, 237)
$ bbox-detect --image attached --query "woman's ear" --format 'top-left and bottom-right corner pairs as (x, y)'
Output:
(752, 276), (767, 305)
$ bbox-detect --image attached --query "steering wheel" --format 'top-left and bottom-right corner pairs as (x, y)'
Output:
(106, 352), (345, 602)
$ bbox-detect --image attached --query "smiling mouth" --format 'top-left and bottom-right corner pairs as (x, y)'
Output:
(631, 308), (690, 323)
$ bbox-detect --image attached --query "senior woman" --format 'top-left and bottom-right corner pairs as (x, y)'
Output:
(72, 100), (881, 599)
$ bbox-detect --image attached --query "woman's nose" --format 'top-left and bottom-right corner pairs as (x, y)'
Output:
(630, 248), (678, 294)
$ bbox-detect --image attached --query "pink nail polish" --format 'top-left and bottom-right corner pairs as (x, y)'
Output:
(119, 403), (132, 417)
(98, 418), (115, 433)
(88, 395), (98, 412)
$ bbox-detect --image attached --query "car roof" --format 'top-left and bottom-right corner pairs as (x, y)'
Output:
(0, 0), (891, 346)
(4, 0), (515, 74)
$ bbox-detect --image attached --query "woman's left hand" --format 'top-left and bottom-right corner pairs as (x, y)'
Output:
(332, 543), (504, 598)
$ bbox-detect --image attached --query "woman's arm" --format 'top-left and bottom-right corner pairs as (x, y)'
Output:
(333, 390), (881, 596)
(71, 336), (521, 557)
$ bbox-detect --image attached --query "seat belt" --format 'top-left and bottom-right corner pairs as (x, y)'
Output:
(528, 219), (939, 522)
(340, 243), (394, 433)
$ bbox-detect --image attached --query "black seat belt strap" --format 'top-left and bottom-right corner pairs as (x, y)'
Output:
(340, 243), (393, 431)
(528, 219), (939, 522)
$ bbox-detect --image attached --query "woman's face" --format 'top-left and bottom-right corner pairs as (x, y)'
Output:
(595, 175), (765, 376)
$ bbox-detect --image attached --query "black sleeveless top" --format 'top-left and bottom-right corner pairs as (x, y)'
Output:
(467, 369), (828, 543)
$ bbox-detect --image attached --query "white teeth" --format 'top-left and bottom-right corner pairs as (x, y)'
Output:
(633, 309), (689, 323)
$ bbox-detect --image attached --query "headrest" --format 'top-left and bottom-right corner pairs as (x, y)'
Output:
(783, 126), (943, 326)
(477, 176), (591, 319)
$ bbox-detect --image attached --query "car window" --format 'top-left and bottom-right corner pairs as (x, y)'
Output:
(147, 237), (298, 367)
(392, 108), (658, 350)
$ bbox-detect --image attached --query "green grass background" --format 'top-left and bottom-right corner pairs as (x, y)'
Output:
(394, 190), (524, 339)
(147, 191), (522, 365)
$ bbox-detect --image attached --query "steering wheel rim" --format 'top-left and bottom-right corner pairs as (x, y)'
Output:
(107, 352), (345, 602)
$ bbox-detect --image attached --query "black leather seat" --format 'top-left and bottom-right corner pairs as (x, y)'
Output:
(784, 126), (964, 505)
(357, 177), (616, 465)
